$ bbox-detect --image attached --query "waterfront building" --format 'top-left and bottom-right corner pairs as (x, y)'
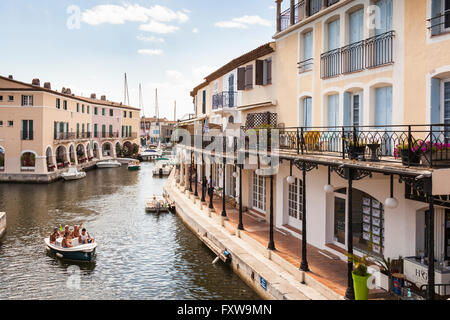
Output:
(140, 117), (176, 145)
(175, 0), (450, 299)
(0, 75), (140, 182)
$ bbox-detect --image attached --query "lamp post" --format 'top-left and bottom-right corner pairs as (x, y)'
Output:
(209, 162), (214, 209)
(268, 174), (275, 250)
(300, 162), (309, 272)
(237, 164), (244, 230)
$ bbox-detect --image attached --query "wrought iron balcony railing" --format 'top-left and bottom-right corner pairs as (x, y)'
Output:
(212, 91), (238, 110)
(54, 132), (74, 140)
(298, 58), (314, 73)
(178, 124), (450, 168)
(427, 10), (450, 36)
(76, 132), (92, 139)
(321, 31), (395, 79)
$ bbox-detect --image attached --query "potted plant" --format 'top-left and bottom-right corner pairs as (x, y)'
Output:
(346, 253), (373, 300)
(344, 138), (367, 160)
(419, 142), (450, 166)
(394, 143), (421, 166)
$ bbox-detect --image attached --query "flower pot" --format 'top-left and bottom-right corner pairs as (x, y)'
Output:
(352, 272), (371, 300)
(400, 149), (420, 166)
(420, 150), (450, 166)
(348, 145), (366, 160)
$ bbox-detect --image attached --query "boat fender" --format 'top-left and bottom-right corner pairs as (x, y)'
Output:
(56, 253), (64, 259)
(224, 249), (232, 263)
(212, 256), (220, 264)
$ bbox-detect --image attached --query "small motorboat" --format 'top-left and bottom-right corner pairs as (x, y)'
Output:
(128, 160), (141, 171)
(152, 160), (173, 176)
(141, 148), (163, 161)
(61, 168), (86, 181)
(96, 160), (122, 168)
(145, 195), (170, 213)
(45, 237), (97, 262)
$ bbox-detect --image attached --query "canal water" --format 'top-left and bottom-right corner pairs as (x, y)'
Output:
(0, 162), (259, 300)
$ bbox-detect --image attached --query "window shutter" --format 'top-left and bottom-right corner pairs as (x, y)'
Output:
(245, 65), (253, 90)
(29, 120), (33, 140)
(237, 67), (245, 90)
(431, 0), (442, 36)
(431, 78), (441, 124)
(266, 59), (272, 84)
(343, 92), (351, 127)
(22, 120), (28, 140)
(359, 91), (364, 126)
(54, 122), (57, 139)
(255, 60), (264, 85)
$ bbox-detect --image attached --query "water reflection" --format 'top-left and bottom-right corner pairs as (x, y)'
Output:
(0, 163), (259, 300)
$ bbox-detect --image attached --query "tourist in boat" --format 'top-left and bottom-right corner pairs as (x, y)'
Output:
(62, 232), (73, 248)
(72, 224), (82, 238)
(49, 228), (59, 244)
(79, 228), (94, 244)
(60, 225), (70, 237)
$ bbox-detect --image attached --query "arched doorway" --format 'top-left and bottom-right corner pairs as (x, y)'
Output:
(93, 143), (99, 159)
(0, 146), (5, 171)
(46, 147), (55, 172)
(56, 146), (68, 169)
(331, 188), (384, 256)
(76, 144), (86, 163)
(102, 142), (113, 157)
(123, 141), (132, 157)
(21, 151), (36, 171)
(115, 142), (122, 158)
(69, 145), (76, 165)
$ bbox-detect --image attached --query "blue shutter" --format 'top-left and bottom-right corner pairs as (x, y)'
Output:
(328, 20), (340, 50)
(359, 91), (364, 126)
(350, 9), (364, 44)
(431, 0), (442, 36)
(375, 87), (392, 126)
(431, 78), (441, 124)
(377, 0), (393, 35)
(303, 98), (312, 127)
(328, 95), (339, 127)
(343, 92), (351, 127)
(304, 31), (313, 60)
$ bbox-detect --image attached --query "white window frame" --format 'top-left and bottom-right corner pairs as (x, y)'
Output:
(288, 178), (303, 221)
(351, 93), (361, 126)
(252, 172), (266, 213)
(22, 95), (33, 106)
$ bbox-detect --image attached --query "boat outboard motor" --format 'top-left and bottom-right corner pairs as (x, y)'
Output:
(223, 249), (232, 264)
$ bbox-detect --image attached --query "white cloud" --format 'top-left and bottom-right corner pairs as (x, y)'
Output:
(215, 15), (272, 29)
(136, 34), (165, 43)
(139, 21), (179, 34)
(192, 28), (199, 33)
(138, 49), (163, 56)
(81, 4), (189, 33)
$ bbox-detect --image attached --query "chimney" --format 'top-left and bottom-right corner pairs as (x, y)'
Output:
(44, 82), (51, 89)
(8, 75), (13, 80)
(101, 95), (106, 101)
(32, 78), (40, 86)
(61, 87), (66, 94)
(65, 88), (71, 95)
(90, 93), (96, 99)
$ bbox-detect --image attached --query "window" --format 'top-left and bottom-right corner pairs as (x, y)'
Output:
(94, 124), (98, 138)
(0, 96), (3, 101)
(102, 125), (106, 138)
(202, 90), (206, 114)
(56, 98), (60, 109)
(288, 178), (303, 221)
(256, 59), (272, 85)
(123, 111), (127, 118)
(21, 152), (35, 169)
(309, 0), (322, 16)
(63, 100), (67, 110)
(109, 125), (113, 136)
(94, 107), (98, 115)
(87, 105), (90, 114)
(352, 94), (360, 126)
(129, 112), (132, 118)
(8, 96), (14, 102)
(110, 109), (113, 117)
(443, 80), (450, 137)
(21, 120), (34, 140)
(7, 121), (13, 127)
(82, 104), (85, 113)
(252, 172), (266, 212)
(327, 19), (340, 77)
(82, 123), (85, 134)
(327, 94), (339, 127)
(302, 97), (312, 127)
(301, 31), (313, 72)
(21, 95), (33, 106)
(76, 123), (80, 138)
(102, 108), (105, 116)
(375, 86), (392, 126)
(0, 121), (3, 126)
(77, 103), (80, 112)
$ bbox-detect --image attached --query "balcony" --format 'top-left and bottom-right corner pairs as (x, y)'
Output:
(428, 10), (450, 36)
(54, 132), (75, 141)
(278, 0), (340, 33)
(321, 31), (394, 79)
(76, 132), (92, 140)
(101, 132), (119, 139)
(298, 58), (314, 73)
(212, 91), (238, 110)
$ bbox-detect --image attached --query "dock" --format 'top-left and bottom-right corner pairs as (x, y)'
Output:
(0, 212), (6, 239)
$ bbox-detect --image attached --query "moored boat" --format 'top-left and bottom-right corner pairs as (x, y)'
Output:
(96, 160), (122, 168)
(44, 237), (97, 262)
(61, 168), (86, 181)
(152, 160), (173, 176)
(145, 195), (170, 213)
(128, 160), (141, 171)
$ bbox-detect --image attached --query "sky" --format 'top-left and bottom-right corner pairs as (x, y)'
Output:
(0, 0), (279, 120)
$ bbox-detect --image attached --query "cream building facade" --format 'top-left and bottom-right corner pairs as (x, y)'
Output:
(0, 75), (140, 183)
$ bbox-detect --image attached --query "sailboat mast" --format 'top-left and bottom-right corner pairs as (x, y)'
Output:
(124, 73), (130, 106)
(155, 88), (161, 144)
